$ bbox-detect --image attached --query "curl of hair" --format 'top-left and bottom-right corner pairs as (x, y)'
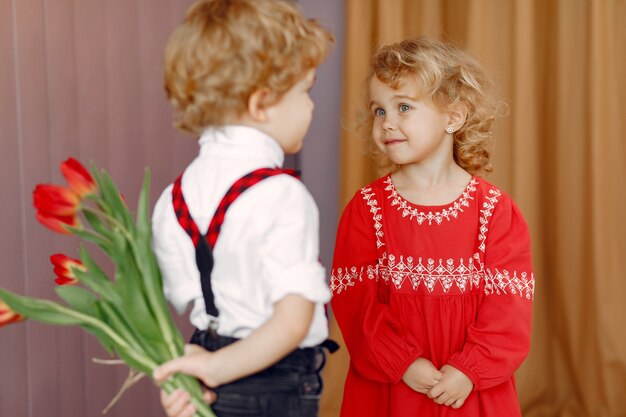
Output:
(362, 37), (505, 175)
(164, 0), (334, 135)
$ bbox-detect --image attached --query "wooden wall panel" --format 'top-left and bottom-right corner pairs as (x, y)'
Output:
(0, 1), (342, 416)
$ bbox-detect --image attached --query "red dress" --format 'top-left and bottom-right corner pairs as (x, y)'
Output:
(331, 175), (534, 417)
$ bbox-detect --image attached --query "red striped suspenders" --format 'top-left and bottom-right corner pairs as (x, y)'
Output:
(172, 168), (299, 317)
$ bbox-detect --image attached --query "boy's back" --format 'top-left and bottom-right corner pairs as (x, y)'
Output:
(152, 125), (330, 346)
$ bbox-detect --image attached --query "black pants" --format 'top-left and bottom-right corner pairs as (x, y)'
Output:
(190, 329), (325, 417)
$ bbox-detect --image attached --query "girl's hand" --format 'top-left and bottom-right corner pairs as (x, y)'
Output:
(427, 365), (473, 408)
(402, 357), (443, 394)
(160, 388), (216, 417)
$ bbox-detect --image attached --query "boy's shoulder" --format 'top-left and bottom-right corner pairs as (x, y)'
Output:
(237, 171), (317, 211)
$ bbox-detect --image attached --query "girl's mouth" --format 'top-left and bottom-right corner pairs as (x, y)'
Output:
(383, 139), (406, 146)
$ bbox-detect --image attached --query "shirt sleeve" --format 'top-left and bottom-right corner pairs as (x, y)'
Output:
(330, 191), (423, 383)
(257, 176), (330, 305)
(447, 194), (534, 390)
(151, 185), (203, 315)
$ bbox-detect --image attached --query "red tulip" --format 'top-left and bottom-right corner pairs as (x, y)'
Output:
(33, 183), (82, 234)
(50, 254), (86, 285)
(61, 158), (97, 197)
(35, 213), (79, 235)
(0, 300), (24, 327)
(33, 184), (80, 216)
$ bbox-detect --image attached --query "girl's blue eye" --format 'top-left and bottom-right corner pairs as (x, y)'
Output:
(374, 108), (385, 117)
(399, 104), (411, 112)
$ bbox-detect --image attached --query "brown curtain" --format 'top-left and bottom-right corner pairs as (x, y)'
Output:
(320, 1), (626, 416)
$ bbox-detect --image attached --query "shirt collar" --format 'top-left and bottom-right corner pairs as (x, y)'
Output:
(198, 125), (285, 167)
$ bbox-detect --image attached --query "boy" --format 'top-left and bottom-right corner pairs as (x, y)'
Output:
(151, 1), (334, 416)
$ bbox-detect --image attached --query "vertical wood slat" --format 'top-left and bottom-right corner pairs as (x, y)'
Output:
(12, 2), (61, 417)
(43, 1), (87, 416)
(0, 1), (29, 416)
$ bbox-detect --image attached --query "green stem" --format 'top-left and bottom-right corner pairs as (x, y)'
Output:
(55, 303), (157, 371)
(83, 204), (179, 359)
(162, 378), (215, 417)
(82, 206), (134, 242)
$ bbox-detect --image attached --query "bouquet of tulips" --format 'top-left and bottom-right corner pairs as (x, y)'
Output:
(0, 158), (214, 417)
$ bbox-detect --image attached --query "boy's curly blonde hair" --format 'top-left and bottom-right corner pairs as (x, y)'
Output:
(164, 0), (333, 135)
(363, 37), (503, 175)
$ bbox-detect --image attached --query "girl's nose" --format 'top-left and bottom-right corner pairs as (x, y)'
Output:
(382, 116), (396, 131)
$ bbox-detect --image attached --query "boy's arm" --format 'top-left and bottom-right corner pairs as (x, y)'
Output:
(209, 294), (314, 384)
(154, 294), (314, 387)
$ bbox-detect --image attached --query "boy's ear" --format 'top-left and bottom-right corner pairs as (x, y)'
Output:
(447, 101), (468, 131)
(247, 88), (271, 123)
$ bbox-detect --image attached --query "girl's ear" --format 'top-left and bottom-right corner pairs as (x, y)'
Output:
(447, 101), (468, 131)
(247, 87), (271, 123)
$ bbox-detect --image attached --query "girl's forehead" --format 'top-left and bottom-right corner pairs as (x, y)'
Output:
(370, 74), (425, 97)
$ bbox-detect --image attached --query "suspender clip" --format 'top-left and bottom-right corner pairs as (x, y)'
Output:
(207, 319), (219, 337)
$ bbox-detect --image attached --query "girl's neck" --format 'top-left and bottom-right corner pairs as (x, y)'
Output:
(390, 163), (472, 206)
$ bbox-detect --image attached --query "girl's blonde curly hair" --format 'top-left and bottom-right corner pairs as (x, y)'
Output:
(362, 37), (504, 175)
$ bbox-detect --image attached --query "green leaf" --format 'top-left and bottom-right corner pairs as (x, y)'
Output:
(135, 169), (151, 237)
(0, 288), (91, 326)
(81, 209), (111, 241)
(97, 301), (147, 353)
(55, 285), (98, 317)
(113, 266), (162, 341)
(99, 171), (133, 230)
(0, 287), (119, 355)
(65, 226), (111, 249)
(89, 161), (104, 188)
(75, 247), (120, 304)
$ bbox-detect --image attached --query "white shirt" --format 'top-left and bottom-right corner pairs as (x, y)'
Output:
(152, 125), (330, 347)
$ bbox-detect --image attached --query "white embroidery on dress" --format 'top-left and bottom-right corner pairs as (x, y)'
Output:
(484, 268), (535, 299)
(379, 253), (484, 293)
(336, 181), (535, 299)
(330, 264), (377, 295)
(360, 187), (384, 248)
(384, 177), (478, 225)
(332, 256), (535, 300)
(478, 188), (501, 252)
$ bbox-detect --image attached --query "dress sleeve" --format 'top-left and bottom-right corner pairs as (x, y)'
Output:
(331, 190), (423, 383)
(447, 194), (534, 390)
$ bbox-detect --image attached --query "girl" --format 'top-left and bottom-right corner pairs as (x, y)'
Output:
(331, 37), (534, 417)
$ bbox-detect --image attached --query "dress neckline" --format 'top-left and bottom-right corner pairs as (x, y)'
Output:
(383, 175), (479, 225)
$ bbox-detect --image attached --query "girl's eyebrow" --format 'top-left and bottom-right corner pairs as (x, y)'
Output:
(393, 93), (418, 100)
(369, 94), (417, 107)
